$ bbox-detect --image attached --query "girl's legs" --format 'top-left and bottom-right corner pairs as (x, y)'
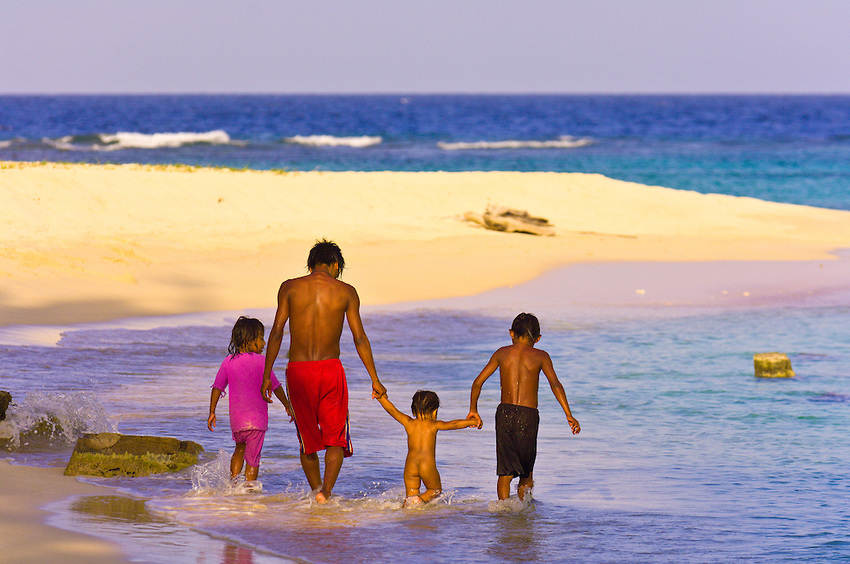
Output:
(231, 442), (247, 478)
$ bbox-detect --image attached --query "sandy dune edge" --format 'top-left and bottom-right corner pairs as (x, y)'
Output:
(3, 162), (850, 327)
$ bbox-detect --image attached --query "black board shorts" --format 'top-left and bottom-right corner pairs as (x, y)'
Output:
(495, 403), (540, 478)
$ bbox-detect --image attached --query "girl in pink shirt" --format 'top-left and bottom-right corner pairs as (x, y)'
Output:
(208, 316), (293, 483)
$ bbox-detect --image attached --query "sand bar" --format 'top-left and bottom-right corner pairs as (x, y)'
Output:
(3, 161), (850, 328)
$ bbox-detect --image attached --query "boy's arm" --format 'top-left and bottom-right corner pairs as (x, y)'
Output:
(436, 418), (479, 431)
(208, 388), (222, 431)
(468, 353), (499, 429)
(375, 394), (412, 425)
(272, 385), (295, 422)
(541, 353), (581, 435)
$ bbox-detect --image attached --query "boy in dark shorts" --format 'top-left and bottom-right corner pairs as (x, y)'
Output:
(468, 313), (580, 501)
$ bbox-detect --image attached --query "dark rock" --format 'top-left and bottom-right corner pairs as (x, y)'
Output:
(0, 390), (11, 421)
(65, 432), (204, 477)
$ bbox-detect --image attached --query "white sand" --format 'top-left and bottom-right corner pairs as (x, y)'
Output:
(3, 162), (850, 327)
(3, 162), (850, 561)
(0, 460), (126, 563)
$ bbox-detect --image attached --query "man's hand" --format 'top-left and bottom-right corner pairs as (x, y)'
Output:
(567, 416), (581, 435)
(467, 411), (483, 429)
(372, 381), (387, 399)
(261, 378), (274, 404)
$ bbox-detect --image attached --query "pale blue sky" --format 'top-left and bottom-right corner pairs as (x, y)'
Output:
(2, 0), (848, 94)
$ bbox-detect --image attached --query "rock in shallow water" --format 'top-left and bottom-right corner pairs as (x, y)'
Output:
(64, 432), (203, 477)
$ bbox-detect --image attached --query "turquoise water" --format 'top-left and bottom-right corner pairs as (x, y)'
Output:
(2, 261), (849, 562)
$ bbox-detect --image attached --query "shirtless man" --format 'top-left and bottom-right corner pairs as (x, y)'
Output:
(261, 240), (386, 503)
(468, 312), (580, 501)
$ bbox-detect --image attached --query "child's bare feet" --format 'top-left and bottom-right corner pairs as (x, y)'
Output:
(315, 489), (330, 504)
(403, 495), (423, 508)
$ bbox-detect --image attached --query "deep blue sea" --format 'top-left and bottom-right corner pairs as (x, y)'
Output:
(1, 95), (849, 563)
(2, 95), (850, 209)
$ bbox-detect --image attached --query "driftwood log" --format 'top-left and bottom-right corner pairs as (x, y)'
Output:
(464, 205), (555, 236)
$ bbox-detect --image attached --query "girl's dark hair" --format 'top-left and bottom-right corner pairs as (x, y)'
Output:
(411, 390), (440, 417)
(307, 239), (345, 274)
(511, 312), (541, 340)
(228, 316), (264, 356)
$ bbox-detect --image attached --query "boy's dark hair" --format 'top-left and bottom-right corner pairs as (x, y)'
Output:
(411, 390), (440, 417)
(307, 239), (345, 274)
(228, 316), (264, 356)
(511, 312), (541, 341)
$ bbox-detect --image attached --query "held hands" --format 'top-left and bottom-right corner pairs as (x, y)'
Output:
(371, 381), (387, 400)
(467, 411), (483, 429)
(567, 416), (581, 435)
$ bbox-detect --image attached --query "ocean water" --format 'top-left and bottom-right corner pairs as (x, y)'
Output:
(1, 95), (850, 209)
(1, 95), (850, 562)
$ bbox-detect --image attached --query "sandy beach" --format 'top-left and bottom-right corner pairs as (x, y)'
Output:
(3, 162), (850, 561)
(3, 162), (850, 328)
(0, 459), (126, 562)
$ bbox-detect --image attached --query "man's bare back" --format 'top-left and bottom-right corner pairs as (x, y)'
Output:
(277, 270), (354, 363)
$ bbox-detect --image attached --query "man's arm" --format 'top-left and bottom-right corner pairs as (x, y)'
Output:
(345, 287), (386, 398)
(468, 353), (499, 429)
(541, 353), (581, 435)
(262, 282), (290, 403)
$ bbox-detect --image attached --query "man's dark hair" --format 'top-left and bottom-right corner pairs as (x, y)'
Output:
(307, 239), (345, 274)
(511, 312), (540, 341)
(411, 390), (440, 418)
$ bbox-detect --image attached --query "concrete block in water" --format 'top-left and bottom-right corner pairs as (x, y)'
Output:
(65, 432), (204, 477)
(753, 352), (795, 378)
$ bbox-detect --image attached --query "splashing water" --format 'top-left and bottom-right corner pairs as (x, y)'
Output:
(0, 392), (116, 449)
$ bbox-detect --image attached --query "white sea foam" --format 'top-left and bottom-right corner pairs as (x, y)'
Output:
(0, 140), (12, 149)
(285, 134), (382, 148)
(42, 130), (233, 151)
(437, 135), (592, 150)
(0, 391), (116, 449)
(99, 130), (232, 149)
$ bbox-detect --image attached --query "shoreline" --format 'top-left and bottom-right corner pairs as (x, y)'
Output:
(0, 459), (129, 563)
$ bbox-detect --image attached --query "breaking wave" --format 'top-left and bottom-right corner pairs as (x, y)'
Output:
(0, 391), (117, 449)
(285, 135), (382, 148)
(437, 135), (593, 150)
(42, 130), (234, 151)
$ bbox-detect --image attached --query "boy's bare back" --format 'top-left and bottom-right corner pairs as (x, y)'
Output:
(491, 342), (552, 409)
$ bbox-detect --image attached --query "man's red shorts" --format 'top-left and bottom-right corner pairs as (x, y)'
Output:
(286, 358), (353, 457)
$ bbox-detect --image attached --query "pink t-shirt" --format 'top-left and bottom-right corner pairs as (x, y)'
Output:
(212, 353), (281, 432)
